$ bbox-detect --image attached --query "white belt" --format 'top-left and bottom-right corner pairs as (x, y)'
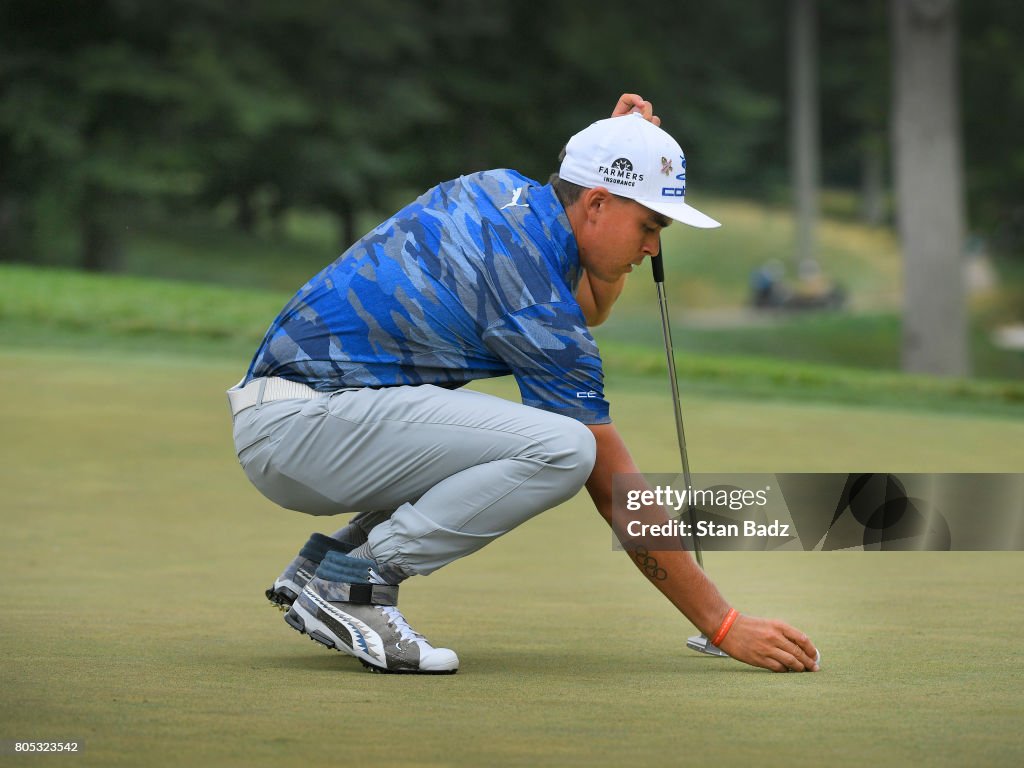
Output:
(226, 377), (323, 417)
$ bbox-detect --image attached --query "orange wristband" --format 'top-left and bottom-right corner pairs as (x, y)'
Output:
(711, 608), (739, 647)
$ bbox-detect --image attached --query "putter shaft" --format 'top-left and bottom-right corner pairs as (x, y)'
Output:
(651, 251), (704, 569)
(652, 244), (729, 659)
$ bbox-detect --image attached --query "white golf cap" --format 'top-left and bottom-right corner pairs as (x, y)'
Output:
(558, 112), (720, 229)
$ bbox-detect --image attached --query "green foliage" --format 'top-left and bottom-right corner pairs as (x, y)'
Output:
(819, 0), (889, 191)
(0, 0), (216, 267)
(2, 1), (1023, 272)
(962, 0), (1024, 248)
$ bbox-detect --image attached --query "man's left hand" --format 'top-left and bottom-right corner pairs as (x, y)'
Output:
(611, 93), (661, 126)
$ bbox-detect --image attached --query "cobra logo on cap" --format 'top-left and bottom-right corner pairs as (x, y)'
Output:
(661, 153), (687, 198)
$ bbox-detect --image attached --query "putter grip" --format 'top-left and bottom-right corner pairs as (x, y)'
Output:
(650, 251), (665, 284)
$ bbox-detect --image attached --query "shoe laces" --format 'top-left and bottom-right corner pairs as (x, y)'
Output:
(380, 606), (429, 648)
(367, 569), (427, 648)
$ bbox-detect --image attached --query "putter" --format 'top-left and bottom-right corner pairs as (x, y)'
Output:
(650, 241), (730, 658)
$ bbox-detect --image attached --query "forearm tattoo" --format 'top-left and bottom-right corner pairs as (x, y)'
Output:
(632, 547), (667, 581)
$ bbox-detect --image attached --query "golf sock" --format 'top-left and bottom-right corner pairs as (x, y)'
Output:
(348, 541), (408, 586)
(328, 523), (369, 551)
(298, 532), (354, 563)
(315, 551), (376, 584)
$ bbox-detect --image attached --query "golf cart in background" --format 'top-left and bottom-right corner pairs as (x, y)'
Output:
(750, 259), (847, 311)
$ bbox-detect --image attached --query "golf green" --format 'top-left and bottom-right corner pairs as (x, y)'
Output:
(1, 348), (1021, 767)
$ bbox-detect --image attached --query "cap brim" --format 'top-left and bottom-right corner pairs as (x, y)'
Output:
(642, 199), (721, 229)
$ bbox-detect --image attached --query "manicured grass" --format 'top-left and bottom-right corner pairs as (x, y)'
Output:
(3, 263), (1022, 418)
(596, 227), (1024, 382)
(597, 307), (1024, 382)
(1, 347), (1022, 767)
(0, 263), (283, 345)
(597, 340), (1024, 418)
(657, 196), (903, 310)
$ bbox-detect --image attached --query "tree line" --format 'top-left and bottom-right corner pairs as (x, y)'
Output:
(1, 0), (1022, 272)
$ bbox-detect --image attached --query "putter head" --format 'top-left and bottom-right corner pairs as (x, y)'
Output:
(686, 633), (731, 657)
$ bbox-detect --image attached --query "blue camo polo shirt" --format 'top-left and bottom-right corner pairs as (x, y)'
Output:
(244, 169), (610, 424)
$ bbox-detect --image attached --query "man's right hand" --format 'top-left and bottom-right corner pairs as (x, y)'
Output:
(585, 421), (820, 673)
(717, 614), (820, 673)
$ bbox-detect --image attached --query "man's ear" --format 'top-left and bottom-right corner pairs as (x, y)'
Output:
(582, 187), (612, 222)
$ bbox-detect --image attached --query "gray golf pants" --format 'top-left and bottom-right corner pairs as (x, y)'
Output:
(232, 384), (597, 576)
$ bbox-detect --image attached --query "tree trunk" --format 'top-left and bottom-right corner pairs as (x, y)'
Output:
(891, 0), (968, 376)
(0, 194), (23, 261)
(235, 191), (256, 233)
(79, 186), (120, 272)
(790, 0), (820, 272)
(269, 192), (288, 239)
(860, 132), (887, 226)
(338, 200), (357, 253)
